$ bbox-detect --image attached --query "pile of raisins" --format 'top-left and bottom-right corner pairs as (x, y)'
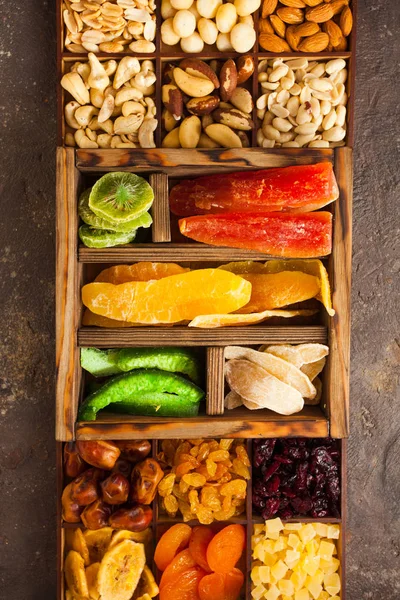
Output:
(252, 438), (341, 520)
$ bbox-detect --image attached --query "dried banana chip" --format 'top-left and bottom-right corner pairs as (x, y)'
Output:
(97, 539), (145, 600)
(83, 528), (114, 564)
(108, 528), (152, 562)
(85, 562), (100, 600)
(72, 528), (90, 566)
(225, 346), (316, 399)
(301, 357), (326, 381)
(132, 566), (159, 599)
(64, 550), (89, 600)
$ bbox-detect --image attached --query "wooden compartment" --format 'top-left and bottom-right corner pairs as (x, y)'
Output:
(57, 438), (347, 600)
(56, 146), (352, 441)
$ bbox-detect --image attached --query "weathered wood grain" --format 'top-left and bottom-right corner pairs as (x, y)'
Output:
(207, 347), (225, 415)
(149, 173), (170, 243)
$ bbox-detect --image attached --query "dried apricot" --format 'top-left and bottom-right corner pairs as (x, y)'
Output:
(159, 549), (197, 589)
(154, 524), (192, 572)
(188, 526), (214, 572)
(160, 566), (206, 600)
(206, 525), (246, 574)
(198, 569), (244, 600)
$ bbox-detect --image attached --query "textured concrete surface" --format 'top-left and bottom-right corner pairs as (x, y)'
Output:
(0, 1), (399, 599)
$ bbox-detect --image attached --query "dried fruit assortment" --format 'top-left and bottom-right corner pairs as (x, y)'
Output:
(257, 58), (348, 148)
(61, 55), (157, 148)
(252, 519), (341, 600)
(64, 526), (158, 600)
(252, 438), (341, 520)
(62, 439), (162, 530)
(63, 0), (157, 54)
(161, 0), (259, 53)
(155, 523), (245, 599)
(157, 438), (250, 523)
(259, 0), (353, 53)
(78, 347), (205, 420)
(162, 57), (255, 149)
(224, 343), (328, 415)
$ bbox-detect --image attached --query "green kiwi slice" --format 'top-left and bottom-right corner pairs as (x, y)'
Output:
(79, 225), (137, 248)
(79, 188), (152, 232)
(89, 172), (154, 224)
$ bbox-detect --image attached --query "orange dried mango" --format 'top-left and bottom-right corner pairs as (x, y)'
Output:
(82, 269), (252, 324)
(82, 309), (136, 328)
(95, 262), (190, 284)
(189, 309), (317, 328)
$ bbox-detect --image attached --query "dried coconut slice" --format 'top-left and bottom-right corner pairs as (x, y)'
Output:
(304, 377), (323, 405)
(263, 343), (329, 368)
(225, 346), (316, 399)
(225, 359), (304, 415)
(189, 309), (317, 328)
(297, 343), (329, 364)
(224, 390), (244, 410)
(301, 357), (327, 381)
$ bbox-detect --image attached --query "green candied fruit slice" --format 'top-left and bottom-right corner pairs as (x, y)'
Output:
(116, 347), (201, 384)
(79, 188), (152, 232)
(89, 172), (154, 224)
(78, 369), (205, 421)
(80, 348), (124, 377)
(111, 396), (200, 417)
(78, 224), (137, 248)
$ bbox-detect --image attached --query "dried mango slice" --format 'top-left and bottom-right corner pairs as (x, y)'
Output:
(64, 550), (89, 600)
(224, 346), (316, 399)
(189, 309), (317, 328)
(82, 269), (252, 324)
(97, 540), (145, 600)
(95, 262), (190, 284)
(225, 359), (304, 415)
(82, 309), (137, 328)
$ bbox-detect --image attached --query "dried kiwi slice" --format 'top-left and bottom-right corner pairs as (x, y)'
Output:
(79, 188), (152, 232)
(89, 172), (154, 224)
(79, 225), (137, 248)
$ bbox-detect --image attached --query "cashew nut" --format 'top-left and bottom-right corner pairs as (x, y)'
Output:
(88, 52), (110, 91)
(98, 94), (115, 123)
(122, 101), (146, 117)
(65, 101), (82, 129)
(115, 87), (143, 106)
(114, 114), (144, 135)
(74, 105), (99, 128)
(90, 88), (105, 108)
(61, 72), (90, 105)
(75, 129), (98, 148)
(138, 118), (157, 148)
(144, 97), (156, 119)
(113, 57), (141, 90)
(97, 133), (112, 148)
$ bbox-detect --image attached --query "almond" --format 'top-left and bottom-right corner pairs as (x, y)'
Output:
(236, 55), (255, 85)
(259, 32), (291, 52)
(340, 6), (353, 36)
(270, 14), (286, 38)
(305, 3), (334, 22)
(260, 18), (275, 34)
(335, 35), (348, 51)
(219, 59), (238, 102)
(262, 0), (278, 18)
(277, 7), (304, 24)
(286, 25), (301, 50)
(280, 0), (306, 7)
(323, 19), (343, 46)
(295, 21), (320, 36)
(330, 0), (349, 15)
(298, 31), (330, 51)
(303, 0), (324, 5)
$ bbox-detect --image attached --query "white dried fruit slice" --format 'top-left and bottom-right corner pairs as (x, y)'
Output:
(109, 528), (153, 561)
(224, 390), (244, 410)
(97, 539), (146, 600)
(83, 528), (114, 564)
(301, 357), (326, 381)
(85, 562), (100, 600)
(225, 346), (316, 399)
(71, 528), (90, 566)
(225, 359), (304, 415)
(263, 343), (329, 367)
(64, 550), (89, 600)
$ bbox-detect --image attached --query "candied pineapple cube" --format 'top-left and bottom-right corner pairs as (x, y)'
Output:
(266, 518), (284, 533)
(254, 524), (265, 536)
(265, 530), (280, 540)
(317, 592), (329, 600)
(253, 534), (264, 549)
(324, 573), (341, 596)
(320, 557), (340, 574)
(326, 525), (340, 540)
(251, 566), (262, 586)
(251, 584), (266, 599)
(258, 566), (271, 584)
(294, 590), (309, 600)
(253, 542), (266, 563)
(299, 524), (317, 544)
(263, 540), (277, 554)
(271, 559), (289, 581)
(285, 549), (301, 569)
(313, 570), (324, 585)
(265, 584), (281, 600)
(274, 537), (287, 552)
(285, 523), (303, 531)
(319, 541), (335, 561)
(282, 596), (293, 600)
(288, 534), (301, 550)
(303, 555), (320, 576)
(279, 579), (295, 596)
(313, 523), (328, 537)
(306, 540), (319, 557)
(305, 575), (323, 599)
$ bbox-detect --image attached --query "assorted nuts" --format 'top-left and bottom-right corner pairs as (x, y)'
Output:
(161, 0), (260, 53)
(259, 0), (353, 53)
(256, 57), (348, 148)
(63, 0), (156, 54)
(61, 54), (157, 148)
(161, 57), (255, 148)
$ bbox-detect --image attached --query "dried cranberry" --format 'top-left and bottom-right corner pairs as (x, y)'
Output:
(280, 507), (294, 519)
(280, 485), (297, 499)
(264, 475), (280, 495)
(294, 461), (308, 492)
(274, 455), (293, 464)
(261, 497), (280, 520)
(291, 494), (313, 515)
(311, 446), (336, 472)
(252, 495), (266, 512)
(262, 460), (280, 482)
(253, 439), (276, 467)
(253, 481), (269, 498)
(326, 474), (340, 501)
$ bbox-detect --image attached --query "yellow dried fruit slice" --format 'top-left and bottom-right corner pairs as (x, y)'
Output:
(64, 550), (89, 600)
(82, 309), (136, 328)
(301, 357), (326, 381)
(85, 563), (100, 600)
(224, 390), (243, 410)
(83, 528), (114, 564)
(108, 529), (153, 562)
(95, 262), (190, 284)
(71, 528), (90, 566)
(224, 346), (316, 399)
(97, 539), (146, 600)
(262, 343), (329, 367)
(132, 566), (159, 599)
(189, 309), (317, 328)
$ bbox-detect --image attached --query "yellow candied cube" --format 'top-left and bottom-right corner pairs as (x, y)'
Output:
(312, 570), (324, 586)
(328, 597), (340, 600)
(254, 524), (266, 535)
(251, 566), (262, 586)
(313, 523), (328, 537)
(278, 579), (295, 596)
(253, 543), (266, 563)
(288, 534), (301, 550)
(320, 557), (340, 574)
(264, 553), (278, 568)
(306, 540), (319, 557)
(305, 576), (323, 599)
(326, 525), (340, 540)
(252, 535), (264, 549)
(299, 524), (317, 544)
(274, 537), (287, 552)
(252, 584), (266, 600)
(317, 592), (329, 600)
(265, 530), (280, 540)
(285, 549), (301, 569)
(303, 555), (320, 576)
(319, 541), (335, 561)
(259, 566), (271, 584)
(282, 597), (293, 600)
(285, 522), (303, 531)
(324, 573), (341, 596)
(271, 559), (289, 581)
(295, 590), (309, 600)
(264, 584), (281, 600)
(291, 570), (307, 591)
(266, 517), (284, 533)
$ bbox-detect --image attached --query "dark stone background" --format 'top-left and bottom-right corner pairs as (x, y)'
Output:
(0, 1), (398, 598)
